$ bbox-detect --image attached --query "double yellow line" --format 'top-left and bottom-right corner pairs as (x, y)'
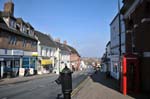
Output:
(71, 76), (90, 97)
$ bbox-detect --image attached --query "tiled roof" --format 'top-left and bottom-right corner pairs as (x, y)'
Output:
(35, 31), (57, 48)
(67, 45), (80, 57)
(0, 17), (37, 40)
(55, 42), (70, 52)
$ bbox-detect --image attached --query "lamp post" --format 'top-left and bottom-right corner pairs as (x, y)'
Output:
(118, 0), (122, 88)
(59, 49), (61, 74)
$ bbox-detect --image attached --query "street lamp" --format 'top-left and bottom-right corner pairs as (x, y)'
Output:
(118, 0), (122, 87)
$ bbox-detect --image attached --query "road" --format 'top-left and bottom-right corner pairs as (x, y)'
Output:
(0, 69), (94, 99)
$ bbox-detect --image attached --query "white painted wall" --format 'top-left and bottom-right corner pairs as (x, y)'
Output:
(110, 14), (125, 80)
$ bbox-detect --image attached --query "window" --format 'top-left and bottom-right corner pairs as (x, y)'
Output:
(113, 62), (118, 73)
(41, 47), (43, 56)
(46, 48), (48, 56)
(23, 39), (27, 47)
(31, 41), (36, 48)
(16, 24), (20, 31)
(49, 49), (52, 56)
(23, 26), (27, 33)
(8, 36), (17, 45)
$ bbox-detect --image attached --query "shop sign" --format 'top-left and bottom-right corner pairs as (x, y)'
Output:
(19, 68), (25, 76)
(12, 50), (24, 55)
(41, 59), (52, 65)
(29, 68), (34, 75)
(32, 52), (38, 56)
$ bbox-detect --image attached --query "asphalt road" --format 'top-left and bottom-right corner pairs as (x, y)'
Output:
(0, 69), (93, 99)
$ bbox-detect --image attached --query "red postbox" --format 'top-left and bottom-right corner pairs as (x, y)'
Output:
(121, 53), (140, 95)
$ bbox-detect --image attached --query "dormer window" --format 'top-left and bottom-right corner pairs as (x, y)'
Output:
(22, 26), (27, 33)
(16, 24), (20, 31)
(10, 19), (15, 28)
(27, 29), (30, 35)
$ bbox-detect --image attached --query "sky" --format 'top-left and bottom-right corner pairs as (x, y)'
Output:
(0, 0), (120, 58)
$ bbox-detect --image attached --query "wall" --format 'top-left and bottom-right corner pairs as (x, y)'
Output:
(0, 30), (37, 52)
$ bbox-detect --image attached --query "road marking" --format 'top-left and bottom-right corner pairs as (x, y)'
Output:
(71, 76), (90, 97)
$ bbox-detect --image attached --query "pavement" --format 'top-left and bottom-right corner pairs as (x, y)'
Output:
(72, 71), (150, 99)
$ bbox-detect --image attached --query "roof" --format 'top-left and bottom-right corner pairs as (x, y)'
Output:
(106, 41), (111, 47)
(0, 17), (37, 41)
(35, 31), (57, 48)
(55, 42), (70, 52)
(67, 45), (80, 57)
(16, 18), (26, 24)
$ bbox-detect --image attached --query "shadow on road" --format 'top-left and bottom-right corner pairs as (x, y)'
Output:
(90, 71), (150, 99)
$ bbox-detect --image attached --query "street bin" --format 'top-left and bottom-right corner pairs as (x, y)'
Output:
(55, 65), (72, 99)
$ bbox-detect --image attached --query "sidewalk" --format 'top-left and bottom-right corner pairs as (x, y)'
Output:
(73, 72), (150, 99)
(0, 73), (56, 86)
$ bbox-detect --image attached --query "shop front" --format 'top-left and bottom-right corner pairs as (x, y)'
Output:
(0, 58), (4, 78)
(41, 59), (53, 74)
(22, 56), (37, 76)
(0, 56), (20, 78)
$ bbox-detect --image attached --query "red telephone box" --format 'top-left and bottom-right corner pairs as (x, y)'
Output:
(121, 53), (140, 95)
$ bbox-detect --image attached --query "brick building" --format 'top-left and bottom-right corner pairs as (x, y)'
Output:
(121, 0), (150, 93)
(0, 1), (38, 78)
(67, 45), (81, 71)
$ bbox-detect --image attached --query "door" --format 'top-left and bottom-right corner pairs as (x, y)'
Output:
(121, 54), (139, 95)
(127, 60), (136, 93)
(126, 58), (139, 93)
(0, 61), (4, 78)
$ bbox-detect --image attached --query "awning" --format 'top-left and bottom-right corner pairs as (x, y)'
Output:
(41, 59), (52, 65)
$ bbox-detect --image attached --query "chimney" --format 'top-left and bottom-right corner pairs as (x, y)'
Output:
(63, 40), (67, 45)
(4, 0), (14, 16)
(55, 38), (60, 43)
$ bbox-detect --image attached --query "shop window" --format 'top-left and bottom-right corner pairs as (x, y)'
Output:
(14, 61), (19, 68)
(22, 57), (29, 68)
(30, 58), (36, 68)
(5, 61), (11, 72)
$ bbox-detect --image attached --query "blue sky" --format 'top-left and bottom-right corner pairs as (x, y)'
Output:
(0, 0), (120, 57)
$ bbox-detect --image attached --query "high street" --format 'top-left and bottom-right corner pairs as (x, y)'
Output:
(0, 69), (93, 99)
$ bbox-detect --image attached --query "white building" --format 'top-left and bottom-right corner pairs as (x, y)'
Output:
(110, 13), (125, 80)
(35, 31), (57, 74)
(101, 41), (111, 73)
(54, 41), (71, 74)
